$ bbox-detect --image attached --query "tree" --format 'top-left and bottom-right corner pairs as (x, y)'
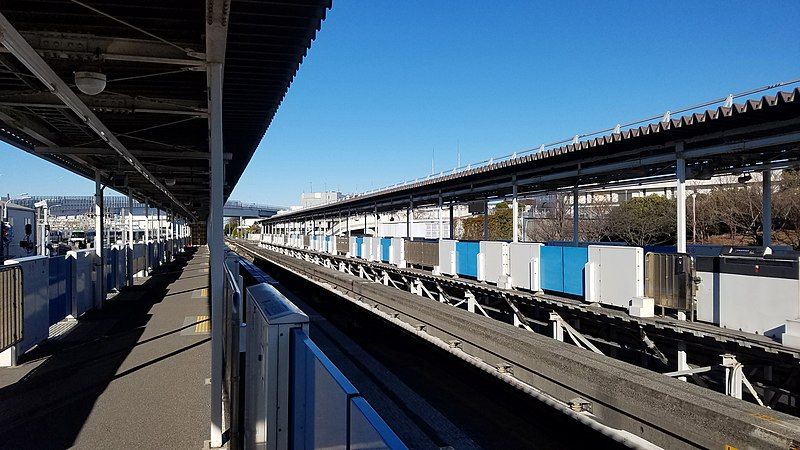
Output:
(775, 169), (800, 248)
(607, 195), (677, 246)
(525, 193), (572, 242)
(457, 201), (516, 240)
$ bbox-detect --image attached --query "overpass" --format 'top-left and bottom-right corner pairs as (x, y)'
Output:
(223, 200), (282, 218)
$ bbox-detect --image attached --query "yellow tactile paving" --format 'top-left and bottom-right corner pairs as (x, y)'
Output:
(194, 315), (210, 333)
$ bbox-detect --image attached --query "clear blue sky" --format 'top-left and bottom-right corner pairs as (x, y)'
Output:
(1, 1), (798, 207)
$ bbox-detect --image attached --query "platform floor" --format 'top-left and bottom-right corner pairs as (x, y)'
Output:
(0, 247), (211, 450)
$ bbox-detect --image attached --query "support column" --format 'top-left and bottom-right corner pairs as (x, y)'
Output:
(364, 211), (368, 236)
(127, 191), (133, 286)
(512, 176), (519, 243)
(676, 144), (687, 253)
(449, 202), (454, 239)
(763, 169), (772, 247)
(407, 197), (413, 240)
(572, 185), (579, 244)
(144, 200), (150, 272)
(438, 193), (443, 240)
(208, 60), (225, 448)
(346, 211), (351, 237)
(157, 208), (162, 263)
(374, 204), (379, 237)
(94, 171), (104, 308)
(483, 199), (489, 240)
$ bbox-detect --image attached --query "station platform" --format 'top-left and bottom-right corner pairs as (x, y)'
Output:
(0, 247), (211, 450)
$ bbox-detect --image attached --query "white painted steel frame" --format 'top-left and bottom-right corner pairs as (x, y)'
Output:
(0, 13), (193, 218)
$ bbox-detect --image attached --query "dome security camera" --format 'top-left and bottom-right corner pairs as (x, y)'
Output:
(74, 71), (107, 95)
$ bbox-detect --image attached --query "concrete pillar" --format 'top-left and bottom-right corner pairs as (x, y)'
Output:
(512, 177), (519, 243)
(94, 170), (104, 308)
(408, 197), (414, 240)
(763, 169), (772, 247)
(572, 185), (579, 244)
(676, 144), (687, 253)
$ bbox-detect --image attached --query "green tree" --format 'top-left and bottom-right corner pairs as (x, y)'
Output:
(457, 201), (515, 240)
(607, 196), (677, 246)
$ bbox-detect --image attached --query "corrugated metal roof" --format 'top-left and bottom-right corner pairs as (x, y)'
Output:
(271, 88), (800, 221)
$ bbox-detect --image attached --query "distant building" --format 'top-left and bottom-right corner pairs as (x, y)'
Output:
(300, 191), (343, 209)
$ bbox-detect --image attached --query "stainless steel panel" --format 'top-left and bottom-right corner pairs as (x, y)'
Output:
(645, 252), (694, 311)
(404, 240), (439, 268)
(0, 265), (23, 353)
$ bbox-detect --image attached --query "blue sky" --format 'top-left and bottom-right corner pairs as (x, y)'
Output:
(1, 1), (798, 206)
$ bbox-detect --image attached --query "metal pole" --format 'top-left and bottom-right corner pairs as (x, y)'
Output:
(408, 197), (413, 240)
(512, 176), (519, 243)
(144, 200), (150, 272)
(208, 60), (224, 448)
(438, 193), (443, 240)
(691, 193), (697, 245)
(346, 211), (350, 237)
(676, 143), (687, 253)
(572, 185), (579, 244)
(94, 170), (104, 308)
(127, 190), (133, 285)
(364, 211), (368, 236)
(375, 203), (379, 237)
(483, 199), (489, 240)
(449, 201), (454, 239)
(763, 169), (772, 247)
(157, 207), (162, 262)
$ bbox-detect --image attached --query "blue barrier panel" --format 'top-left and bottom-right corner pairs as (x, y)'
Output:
(381, 238), (391, 262)
(48, 256), (73, 325)
(455, 241), (480, 278)
(540, 246), (564, 293)
(562, 246), (588, 297)
(355, 236), (364, 258)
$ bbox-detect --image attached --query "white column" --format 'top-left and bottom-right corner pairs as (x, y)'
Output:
(762, 169), (772, 247)
(449, 202), (454, 239)
(676, 143), (687, 253)
(127, 192), (133, 285)
(438, 194), (443, 240)
(208, 60), (224, 448)
(346, 211), (350, 237)
(512, 177), (519, 243)
(94, 171), (104, 308)
(144, 200), (150, 272)
(156, 208), (162, 263)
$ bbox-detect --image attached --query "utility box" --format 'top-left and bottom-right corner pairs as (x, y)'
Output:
(509, 242), (543, 291)
(585, 245), (644, 308)
(244, 283), (309, 450)
(645, 252), (695, 311)
(390, 237), (406, 267)
(479, 241), (510, 286)
(438, 240), (457, 275)
(336, 236), (349, 255)
(404, 239), (438, 268)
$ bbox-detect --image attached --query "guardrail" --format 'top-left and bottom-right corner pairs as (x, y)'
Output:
(229, 251), (405, 449)
(0, 265), (23, 353)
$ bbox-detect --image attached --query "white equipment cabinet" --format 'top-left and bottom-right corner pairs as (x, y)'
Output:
(585, 245), (644, 308)
(509, 242), (543, 291)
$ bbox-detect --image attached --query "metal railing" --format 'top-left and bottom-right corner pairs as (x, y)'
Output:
(0, 265), (23, 353)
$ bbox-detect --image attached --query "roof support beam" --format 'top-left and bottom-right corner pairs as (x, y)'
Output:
(0, 92), (208, 117)
(0, 12), (194, 219)
(33, 146), (231, 160)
